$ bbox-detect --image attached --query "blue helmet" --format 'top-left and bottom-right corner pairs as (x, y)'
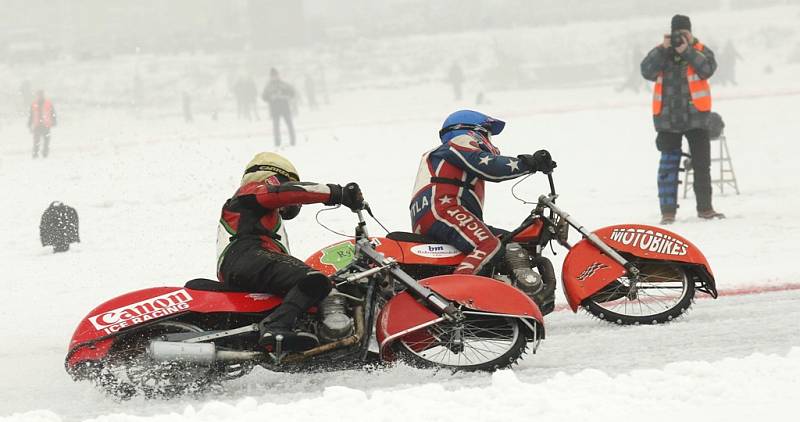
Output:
(439, 110), (505, 153)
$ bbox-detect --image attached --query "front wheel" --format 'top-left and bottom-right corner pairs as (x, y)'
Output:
(582, 261), (695, 325)
(395, 315), (529, 371)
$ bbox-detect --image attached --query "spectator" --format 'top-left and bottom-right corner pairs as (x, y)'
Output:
(616, 45), (646, 93)
(641, 14), (724, 224)
(304, 74), (318, 110)
(716, 40), (743, 86)
(19, 80), (33, 114)
(28, 90), (57, 159)
(262, 68), (297, 147)
(182, 91), (193, 123)
(448, 62), (465, 101)
(234, 75), (260, 121)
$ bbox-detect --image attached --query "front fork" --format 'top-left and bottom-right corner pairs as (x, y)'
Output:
(538, 195), (641, 294)
(353, 237), (462, 321)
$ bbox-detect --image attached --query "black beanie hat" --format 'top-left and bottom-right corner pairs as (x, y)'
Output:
(671, 14), (692, 32)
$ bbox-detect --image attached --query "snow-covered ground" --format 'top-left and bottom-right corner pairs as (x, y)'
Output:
(2, 5), (800, 422)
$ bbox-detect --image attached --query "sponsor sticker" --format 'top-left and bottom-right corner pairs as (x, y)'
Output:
(576, 262), (609, 281)
(319, 239), (381, 270)
(410, 244), (462, 258)
(320, 241), (356, 270)
(89, 289), (193, 335)
(609, 228), (689, 256)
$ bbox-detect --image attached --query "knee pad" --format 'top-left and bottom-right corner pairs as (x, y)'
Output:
(658, 150), (681, 209)
(658, 150), (681, 176)
(297, 271), (333, 300)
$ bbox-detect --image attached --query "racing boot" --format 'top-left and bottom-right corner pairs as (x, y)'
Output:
(259, 286), (320, 352)
(698, 209), (725, 220)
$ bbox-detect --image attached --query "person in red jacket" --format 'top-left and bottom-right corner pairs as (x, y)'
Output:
(28, 90), (57, 158)
(217, 152), (363, 351)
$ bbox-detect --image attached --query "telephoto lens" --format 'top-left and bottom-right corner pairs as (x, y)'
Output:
(670, 31), (685, 50)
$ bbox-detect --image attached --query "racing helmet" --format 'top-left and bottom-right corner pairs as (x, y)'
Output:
(241, 152), (299, 187)
(439, 110), (505, 154)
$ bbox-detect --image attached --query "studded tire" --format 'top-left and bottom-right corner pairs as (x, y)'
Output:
(582, 261), (695, 325)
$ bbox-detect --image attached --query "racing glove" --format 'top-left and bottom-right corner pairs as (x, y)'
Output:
(518, 150), (557, 174)
(327, 182), (365, 211)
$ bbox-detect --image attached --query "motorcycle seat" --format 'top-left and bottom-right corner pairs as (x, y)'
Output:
(386, 231), (438, 244)
(184, 278), (247, 292)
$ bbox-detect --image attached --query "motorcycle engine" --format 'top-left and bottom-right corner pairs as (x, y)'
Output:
(317, 293), (354, 343)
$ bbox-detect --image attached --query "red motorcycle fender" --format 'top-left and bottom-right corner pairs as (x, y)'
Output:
(376, 275), (544, 360)
(562, 224), (716, 312)
(65, 287), (282, 373)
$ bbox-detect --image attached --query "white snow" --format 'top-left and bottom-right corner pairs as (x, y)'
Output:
(6, 346), (800, 422)
(1, 4), (799, 422)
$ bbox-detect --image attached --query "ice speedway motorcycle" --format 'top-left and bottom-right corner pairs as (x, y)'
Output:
(65, 171), (718, 398)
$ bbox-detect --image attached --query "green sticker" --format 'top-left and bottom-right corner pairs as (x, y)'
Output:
(320, 241), (355, 270)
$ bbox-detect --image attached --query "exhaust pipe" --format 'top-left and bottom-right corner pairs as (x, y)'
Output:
(147, 341), (262, 363)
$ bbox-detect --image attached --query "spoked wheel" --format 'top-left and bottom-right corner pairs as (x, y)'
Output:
(396, 315), (529, 371)
(583, 261), (695, 325)
(94, 321), (215, 399)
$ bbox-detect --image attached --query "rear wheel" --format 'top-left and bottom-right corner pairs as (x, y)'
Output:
(396, 315), (529, 371)
(93, 321), (215, 399)
(583, 261), (694, 325)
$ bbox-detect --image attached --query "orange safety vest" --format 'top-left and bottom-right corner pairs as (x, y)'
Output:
(652, 42), (712, 115)
(30, 99), (55, 129)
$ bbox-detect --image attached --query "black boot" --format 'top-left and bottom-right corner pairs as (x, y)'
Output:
(259, 287), (320, 352)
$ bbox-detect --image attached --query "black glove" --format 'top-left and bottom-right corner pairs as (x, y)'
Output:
(518, 150), (557, 174)
(334, 182), (364, 211)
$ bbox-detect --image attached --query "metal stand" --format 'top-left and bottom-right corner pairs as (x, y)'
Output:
(682, 133), (740, 198)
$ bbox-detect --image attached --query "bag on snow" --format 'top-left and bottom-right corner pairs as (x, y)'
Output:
(40, 201), (80, 253)
(707, 112), (725, 140)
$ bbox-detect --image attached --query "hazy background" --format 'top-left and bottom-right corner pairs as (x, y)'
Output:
(2, 2), (800, 421)
(1, 0), (797, 122)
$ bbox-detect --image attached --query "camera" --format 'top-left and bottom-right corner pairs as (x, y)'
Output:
(670, 30), (686, 50)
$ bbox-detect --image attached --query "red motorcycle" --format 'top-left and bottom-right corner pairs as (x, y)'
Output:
(65, 172), (717, 398)
(309, 172), (718, 325)
(65, 210), (544, 398)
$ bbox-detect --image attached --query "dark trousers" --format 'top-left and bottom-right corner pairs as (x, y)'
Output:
(33, 127), (51, 158)
(271, 110), (296, 147)
(220, 241), (332, 326)
(221, 243), (329, 297)
(656, 129), (712, 214)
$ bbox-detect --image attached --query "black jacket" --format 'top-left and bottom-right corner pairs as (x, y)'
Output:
(641, 40), (716, 133)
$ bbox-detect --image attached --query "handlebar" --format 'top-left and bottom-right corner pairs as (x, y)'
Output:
(547, 172), (556, 197)
(355, 207), (369, 239)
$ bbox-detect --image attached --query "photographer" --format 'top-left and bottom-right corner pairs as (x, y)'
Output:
(641, 14), (724, 224)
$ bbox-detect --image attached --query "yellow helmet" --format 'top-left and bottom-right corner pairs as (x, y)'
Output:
(240, 152), (299, 186)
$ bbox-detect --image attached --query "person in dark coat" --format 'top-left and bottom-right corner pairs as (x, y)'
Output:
(716, 40), (743, 86)
(262, 68), (297, 146)
(641, 15), (724, 224)
(448, 62), (465, 100)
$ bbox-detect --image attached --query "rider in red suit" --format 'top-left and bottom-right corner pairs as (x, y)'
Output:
(409, 110), (555, 275)
(217, 152), (363, 351)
